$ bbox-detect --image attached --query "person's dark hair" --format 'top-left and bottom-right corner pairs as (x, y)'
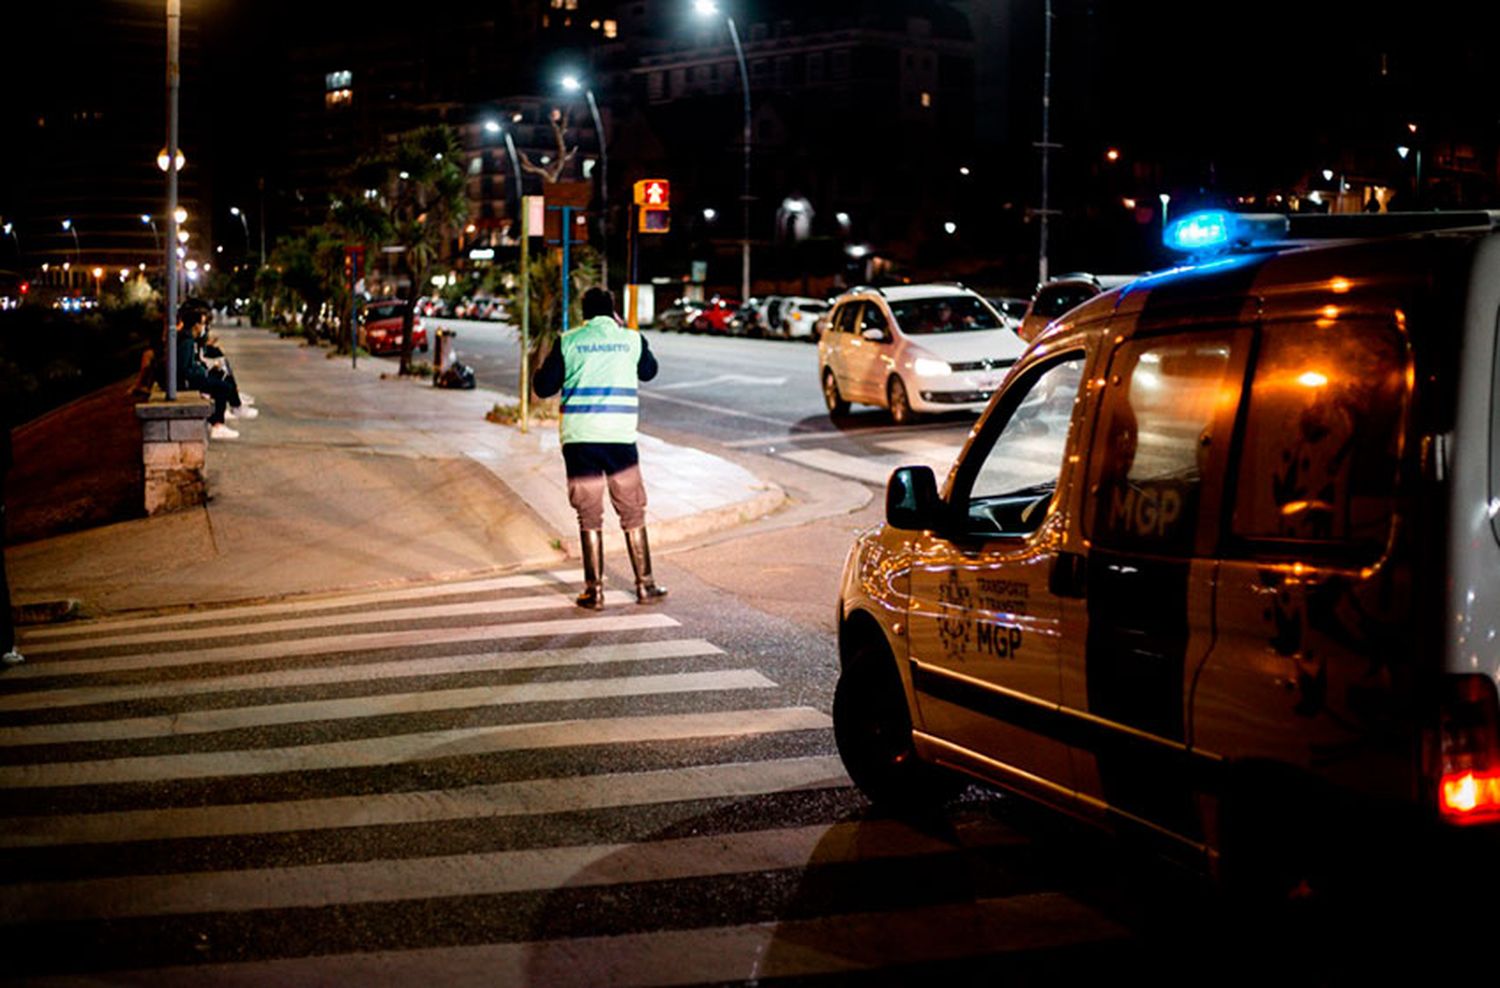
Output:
(581, 287), (614, 319)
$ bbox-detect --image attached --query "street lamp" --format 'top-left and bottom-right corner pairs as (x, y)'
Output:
(483, 118), (525, 244)
(1, 221), (17, 258)
(692, 0), (752, 303)
(560, 72), (610, 290)
(61, 218), (80, 265)
(156, 147), (185, 173)
(1158, 192), (1171, 226)
(141, 214), (161, 254)
(229, 206), (250, 255)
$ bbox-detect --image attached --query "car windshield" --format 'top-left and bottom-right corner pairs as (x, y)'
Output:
(366, 303), (404, 319)
(889, 296), (1000, 335)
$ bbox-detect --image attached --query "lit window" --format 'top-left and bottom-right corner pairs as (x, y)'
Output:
(591, 19), (600, 29)
(603, 19), (618, 37)
(550, 0), (563, 7)
(565, 0), (577, 8)
(325, 89), (353, 109)
(325, 70), (352, 91)
(920, 91), (932, 108)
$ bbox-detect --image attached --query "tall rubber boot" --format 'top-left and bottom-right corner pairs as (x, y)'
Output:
(624, 527), (668, 604)
(576, 529), (606, 610)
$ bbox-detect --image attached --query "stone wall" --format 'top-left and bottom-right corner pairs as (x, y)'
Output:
(135, 396), (213, 515)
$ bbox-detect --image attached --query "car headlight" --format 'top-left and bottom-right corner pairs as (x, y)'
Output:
(912, 356), (952, 377)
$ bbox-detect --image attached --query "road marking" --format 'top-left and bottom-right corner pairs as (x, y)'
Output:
(0, 671), (777, 747)
(0, 639), (724, 713)
(719, 420), (969, 448)
(655, 373), (788, 391)
(0, 756), (850, 847)
(0, 707), (832, 789)
(638, 390), (796, 427)
(3, 613), (680, 680)
(21, 592), (636, 655)
(64, 895), (1124, 986)
(780, 448), (898, 486)
(875, 436), (963, 458)
(20, 574), (557, 642)
(0, 820), (1025, 923)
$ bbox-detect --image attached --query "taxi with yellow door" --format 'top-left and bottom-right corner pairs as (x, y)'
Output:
(832, 209), (1500, 900)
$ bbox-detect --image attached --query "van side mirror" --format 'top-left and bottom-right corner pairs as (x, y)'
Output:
(886, 465), (942, 530)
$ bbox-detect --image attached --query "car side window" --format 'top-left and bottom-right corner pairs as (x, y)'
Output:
(861, 304), (889, 336)
(1086, 334), (1241, 557)
(833, 302), (861, 335)
(956, 355), (1086, 537)
(1230, 319), (1408, 560)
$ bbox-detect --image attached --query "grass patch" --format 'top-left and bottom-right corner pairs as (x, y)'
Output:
(485, 399), (559, 426)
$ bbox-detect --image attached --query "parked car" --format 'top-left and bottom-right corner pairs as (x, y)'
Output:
(1014, 273), (1134, 343)
(778, 297), (830, 340)
(985, 296), (1030, 331)
(727, 297), (766, 336)
(654, 297), (700, 332)
(690, 296), (740, 334)
(358, 300), (428, 355)
(832, 208), (1500, 905)
(817, 284), (1025, 423)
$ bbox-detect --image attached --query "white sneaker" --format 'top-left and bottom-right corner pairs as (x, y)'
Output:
(1, 650), (23, 667)
(228, 405), (258, 420)
(239, 392), (257, 406)
(209, 423), (240, 440)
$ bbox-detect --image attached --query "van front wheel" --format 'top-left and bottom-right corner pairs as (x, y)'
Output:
(833, 639), (960, 812)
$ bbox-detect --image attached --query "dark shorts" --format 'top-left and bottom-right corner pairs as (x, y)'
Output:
(562, 443), (647, 530)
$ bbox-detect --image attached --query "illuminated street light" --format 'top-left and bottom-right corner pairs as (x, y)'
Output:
(958, 166), (971, 176)
(943, 221), (958, 235)
(174, 206), (188, 225)
(483, 119), (501, 134)
(229, 205), (250, 253)
(1159, 192), (1171, 225)
(557, 70), (611, 288)
(156, 147), (186, 172)
(703, 208), (718, 222)
(177, 229), (190, 244)
(692, 0), (752, 303)
(1322, 168), (1335, 182)
(61, 218), (80, 263)
(141, 213), (161, 253)
(1105, 148), (1120, 162)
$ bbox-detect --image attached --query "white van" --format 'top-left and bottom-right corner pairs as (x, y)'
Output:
(832, 210), (1500, 900)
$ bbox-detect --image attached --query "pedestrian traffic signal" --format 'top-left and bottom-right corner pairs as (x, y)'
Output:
(639, 207), (670, 234)
(633, 179), (670, 208)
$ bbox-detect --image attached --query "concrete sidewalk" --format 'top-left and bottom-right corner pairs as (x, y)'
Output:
(9, 325), (785, 616)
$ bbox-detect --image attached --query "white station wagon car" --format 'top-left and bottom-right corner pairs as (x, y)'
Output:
(817, 285), (1027, 423)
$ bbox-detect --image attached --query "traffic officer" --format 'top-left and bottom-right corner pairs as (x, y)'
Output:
(533, 286), (667, 609)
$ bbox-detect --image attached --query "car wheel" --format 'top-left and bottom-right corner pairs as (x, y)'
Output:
(888, 376), (915, 425)
(822, 368), (850, 416)
(834, 637), (961, 812)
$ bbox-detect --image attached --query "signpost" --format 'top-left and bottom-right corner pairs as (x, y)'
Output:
(344, 245), (365, 369)
(628, 179), (670, 329)
(520, 195), (543, 433)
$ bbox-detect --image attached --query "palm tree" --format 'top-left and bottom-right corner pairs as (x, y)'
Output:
(340, 126), (469, 374)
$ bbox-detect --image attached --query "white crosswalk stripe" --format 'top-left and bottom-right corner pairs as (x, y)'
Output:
(0, 569), (1131, 980)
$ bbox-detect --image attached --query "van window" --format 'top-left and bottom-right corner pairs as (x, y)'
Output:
(959, 355), (1086, 536)
(1230, 320), (1408, 558)
(1087, 335), (1238, 556)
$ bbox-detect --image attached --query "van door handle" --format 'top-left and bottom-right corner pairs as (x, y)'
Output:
(1049, 550), (1087, 598)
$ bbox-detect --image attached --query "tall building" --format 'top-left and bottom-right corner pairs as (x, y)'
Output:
(1, 0), (208, 291)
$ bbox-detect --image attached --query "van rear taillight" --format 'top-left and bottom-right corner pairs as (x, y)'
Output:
(1437, 675), (1500, 825)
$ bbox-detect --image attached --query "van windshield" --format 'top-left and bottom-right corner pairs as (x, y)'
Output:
(890, 296), (1000, 335)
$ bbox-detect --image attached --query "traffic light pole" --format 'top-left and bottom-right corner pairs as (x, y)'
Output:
(164, 0), (181, 400)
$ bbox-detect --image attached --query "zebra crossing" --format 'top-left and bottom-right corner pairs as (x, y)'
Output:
(0, 569), (1132, 984)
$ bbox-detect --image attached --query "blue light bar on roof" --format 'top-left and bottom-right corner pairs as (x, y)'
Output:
(1164, 211), (1290, 253)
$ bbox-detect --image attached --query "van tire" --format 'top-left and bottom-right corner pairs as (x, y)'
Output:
(823, 369), (850, 416)
(833, 638), (960, 812)
(888, 376), (915, 425)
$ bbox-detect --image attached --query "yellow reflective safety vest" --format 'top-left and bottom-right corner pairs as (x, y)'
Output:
(558, 315), (643, 445)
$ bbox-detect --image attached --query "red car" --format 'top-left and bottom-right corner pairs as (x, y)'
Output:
(359, 301), (429, 355)
(689, 296), (741, 334)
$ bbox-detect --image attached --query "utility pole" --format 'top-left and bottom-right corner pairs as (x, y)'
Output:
(165, 0), (181, 400)
(1035, 0), (1059, 286)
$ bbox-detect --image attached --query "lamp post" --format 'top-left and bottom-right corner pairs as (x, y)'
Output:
(560, 74), (610, 291)
(162, 0), (183, 399)
(141, 214), (161, 254)
(692, 0), (751, 303)
(484, 119), (526, 245)
(1, 222), (17, 259)
(61, 219), (80, 266)
(229, 206), (250, 256)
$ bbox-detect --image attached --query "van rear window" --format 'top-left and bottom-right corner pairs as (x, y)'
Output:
(1230, 320), (1408, 558)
